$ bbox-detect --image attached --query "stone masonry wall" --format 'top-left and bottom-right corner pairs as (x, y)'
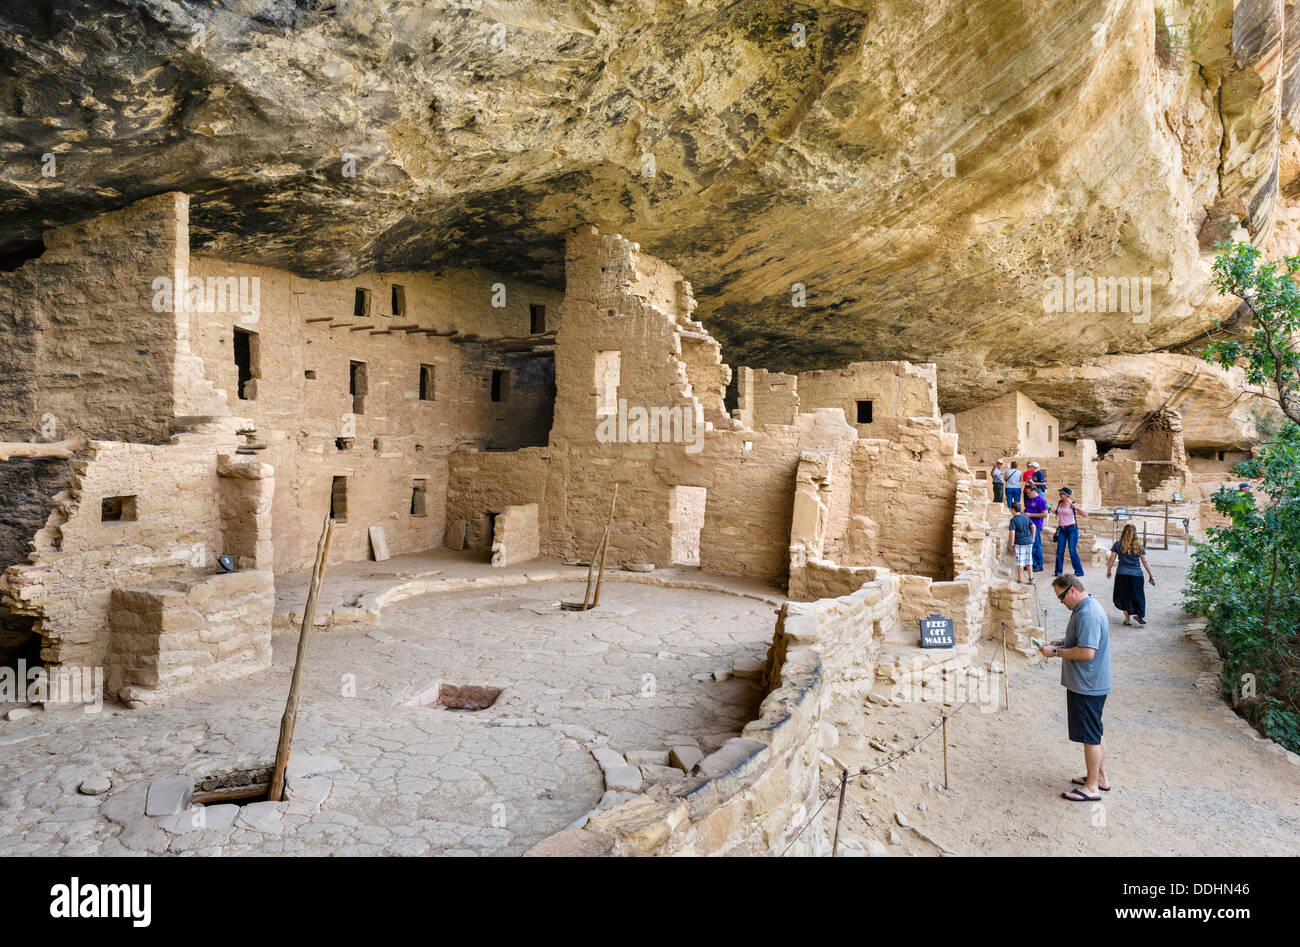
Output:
(0, 431), (244, 668)
(105, 569), (274, 707)
(186, 254), (562, 572)
(836, 417), (963, 580)
(491, 503), (540, 567)
(735, 366), (798, 429)
(0, 192), (191, 444)
(797, 360), (938, 439)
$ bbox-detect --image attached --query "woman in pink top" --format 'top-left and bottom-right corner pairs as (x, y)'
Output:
(1053, 486), (1088, 577)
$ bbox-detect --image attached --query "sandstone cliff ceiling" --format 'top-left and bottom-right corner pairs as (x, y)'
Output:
(1, 0), (1297, 433)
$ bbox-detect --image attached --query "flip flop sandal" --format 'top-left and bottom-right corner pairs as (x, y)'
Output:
(1072, 777), (1110, 791)
(1135, 617), (1146, 625)
(1062, 789), (1102, 802)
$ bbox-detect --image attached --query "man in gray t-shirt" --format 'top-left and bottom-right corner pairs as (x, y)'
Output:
(1040, 575), (1112, 801)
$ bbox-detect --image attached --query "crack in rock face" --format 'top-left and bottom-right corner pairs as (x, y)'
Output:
(0, 0), (1295, 420)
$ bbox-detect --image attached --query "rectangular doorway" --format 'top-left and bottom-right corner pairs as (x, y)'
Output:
(234, 327), (258, 401)
(350, 360), (367, 415)
(669, 486), (707, 567)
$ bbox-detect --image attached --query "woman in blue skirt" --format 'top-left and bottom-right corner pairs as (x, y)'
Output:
(1106, 523), (1155, 624)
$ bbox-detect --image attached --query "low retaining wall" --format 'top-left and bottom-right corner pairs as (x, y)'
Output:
(525, 566), (914, 856)
(524, 640), (827, 857)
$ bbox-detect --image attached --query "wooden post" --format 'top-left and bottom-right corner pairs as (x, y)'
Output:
(831, 768), (848, 856)
(941, 718), (951, 790)
(590, 483), (620, 609)
(1001, 622), (1009, 711)
(1164, 503), (1169, 550)
(268, 513), (335, 802)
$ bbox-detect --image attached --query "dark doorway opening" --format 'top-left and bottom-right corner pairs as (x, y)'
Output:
(234, 328), (258, 400)
(350, 361), (367, 414)
(330, 476), (348, 521)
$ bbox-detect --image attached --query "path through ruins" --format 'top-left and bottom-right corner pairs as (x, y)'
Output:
(834, 550), (1300, 856)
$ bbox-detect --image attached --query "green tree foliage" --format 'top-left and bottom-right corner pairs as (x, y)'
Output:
(1206, 242), (1300, 424)
(1186, 241), (1300, 750)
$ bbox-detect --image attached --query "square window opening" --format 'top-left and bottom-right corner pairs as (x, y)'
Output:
(856, 400), (873, 424)
(101, 495), (138, 522)
(530, 304), (546, 334)
(391, 284), (406, 317)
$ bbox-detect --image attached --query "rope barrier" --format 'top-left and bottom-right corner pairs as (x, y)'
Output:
(781, 697), (978, 856)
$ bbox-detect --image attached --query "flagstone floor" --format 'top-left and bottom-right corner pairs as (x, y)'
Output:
(0, 567), (778, 856)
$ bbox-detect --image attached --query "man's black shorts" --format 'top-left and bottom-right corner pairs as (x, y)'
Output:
(1066, 690), (1106, 744)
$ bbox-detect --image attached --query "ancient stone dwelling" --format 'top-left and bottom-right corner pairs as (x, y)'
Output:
(0, 189), (1252, 857)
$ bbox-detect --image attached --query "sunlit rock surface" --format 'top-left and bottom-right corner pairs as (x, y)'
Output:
(0, 0), (1295, 427)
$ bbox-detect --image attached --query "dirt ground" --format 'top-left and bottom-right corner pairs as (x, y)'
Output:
(827, 549), (1300, 856)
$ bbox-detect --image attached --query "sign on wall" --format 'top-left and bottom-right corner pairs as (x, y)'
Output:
(919, 613), (955, 649)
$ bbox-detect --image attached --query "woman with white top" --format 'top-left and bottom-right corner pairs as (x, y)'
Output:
(1053, 486), (1088, 577)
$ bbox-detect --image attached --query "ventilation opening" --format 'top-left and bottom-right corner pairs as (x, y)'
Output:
(530, 304), (546, 333)
(191, 765), (272, 807)
(1025, 421), (1031, 439)
(491, 369), (508, 403)
(419, 363), (436, 401)
(350, 360), (367, 414)
(856, 400), (873, 424)
(391, 284), (406, 317)
(410, 682), (503, 711)
(234, 327), (258, 401)
(330, 476), (348, 521)
(101, 495), (138, 522)
(353, 288), (371, 317)
(304, 369), (316, 380)
(669, 486), (707, 567)
(411, 481), (427, 516)
(335, 437), (353, 451)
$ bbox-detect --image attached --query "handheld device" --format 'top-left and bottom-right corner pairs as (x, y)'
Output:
(1030, 637), (1044, 649)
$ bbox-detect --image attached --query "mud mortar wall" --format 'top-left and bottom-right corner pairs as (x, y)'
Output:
(1, 436), (237, 668)
(0, 192), (191, 444)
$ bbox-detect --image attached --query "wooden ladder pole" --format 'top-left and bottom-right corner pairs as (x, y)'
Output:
(269, 512), (335, 801)
(1001, 622), (1009, 711)
(591, 483), (620, 608)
